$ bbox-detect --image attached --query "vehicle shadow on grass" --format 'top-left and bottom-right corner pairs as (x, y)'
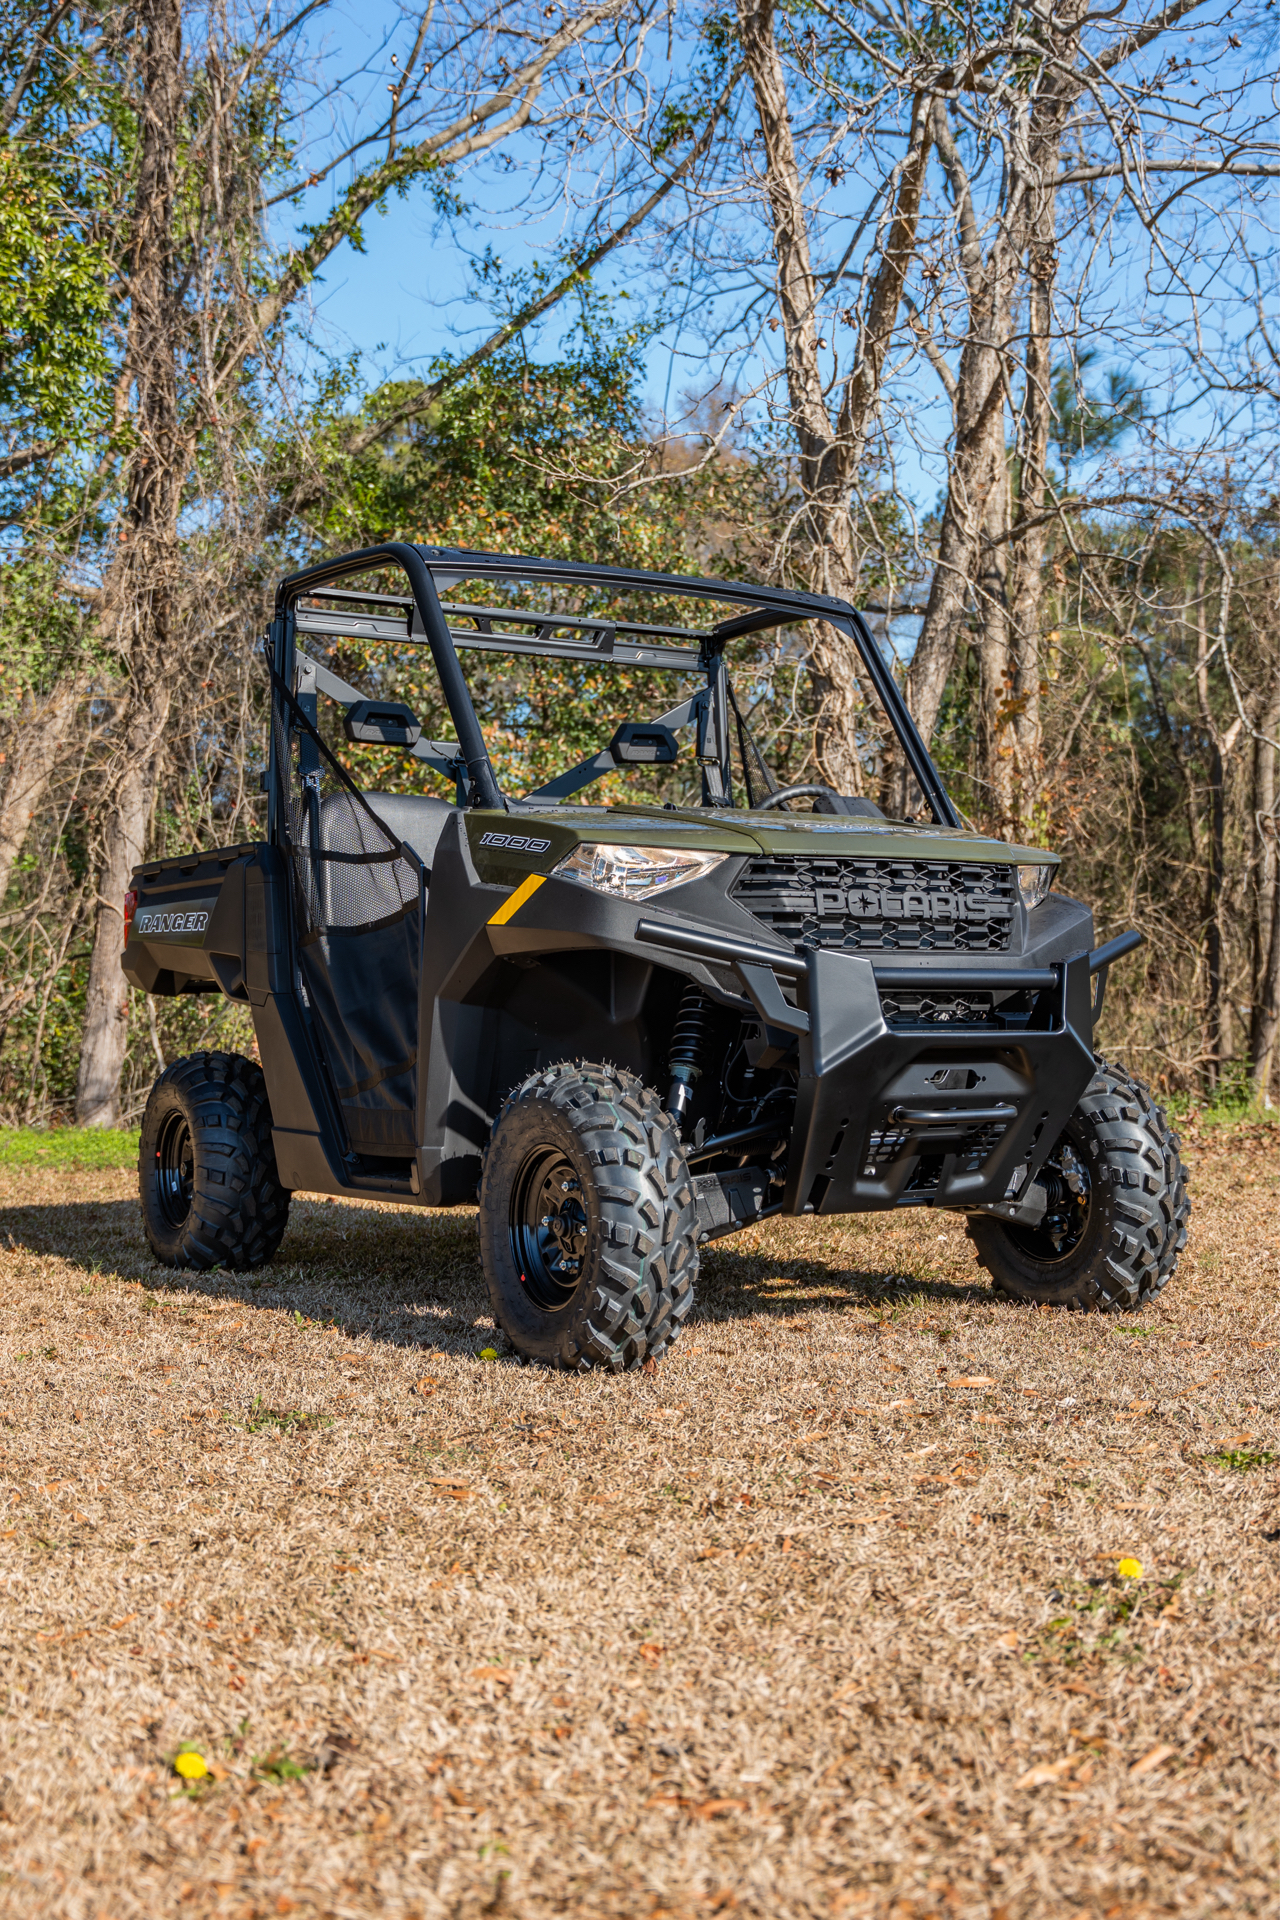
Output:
(0, 1193), (496, 1356)
(697, 1240), (990, 1318)
(0, 1193), (989, 1359)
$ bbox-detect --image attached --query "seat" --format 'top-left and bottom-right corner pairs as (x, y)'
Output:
(360, 791), (457, 873)
(304, 790), (456, 928)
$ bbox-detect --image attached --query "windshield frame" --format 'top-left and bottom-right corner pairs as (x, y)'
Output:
(273, 542), (960, 828)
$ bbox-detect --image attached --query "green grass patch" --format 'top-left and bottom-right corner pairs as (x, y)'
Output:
(238, 1396), (331, 1435)
(1031, 1570), (1185, 1667)
(1207, 1447), (1277, 1472)
(252, 1745), (312, 1784)
(0, 1126), (141, 1170)
(1165, 1064), (1280, 1130)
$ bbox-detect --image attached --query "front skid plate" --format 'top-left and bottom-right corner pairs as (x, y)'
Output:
(783, 948), (1096, 1214)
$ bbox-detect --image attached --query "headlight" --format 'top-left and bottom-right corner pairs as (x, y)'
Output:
(553, 842), (728, 902)
(1016, 864), (1055, 911)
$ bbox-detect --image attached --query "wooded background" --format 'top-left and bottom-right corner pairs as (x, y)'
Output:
(0, 0), (1276, 1128)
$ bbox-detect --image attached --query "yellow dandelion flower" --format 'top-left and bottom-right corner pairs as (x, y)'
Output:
(173, 1751), (208, 1780)
(1117, 1557), (1143, 1579)
(479, 1348), (498, 1362)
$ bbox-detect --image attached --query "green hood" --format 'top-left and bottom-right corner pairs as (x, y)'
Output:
(467, 801), (1056, 888)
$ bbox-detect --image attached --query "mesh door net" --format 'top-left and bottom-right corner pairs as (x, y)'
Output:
(274, 692), (422, 1157)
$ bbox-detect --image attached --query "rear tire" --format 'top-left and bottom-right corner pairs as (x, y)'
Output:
(967, 1059), (1189, 1312)
(478, 1062), (698, 1370)
(139, 1051), (290, 1271)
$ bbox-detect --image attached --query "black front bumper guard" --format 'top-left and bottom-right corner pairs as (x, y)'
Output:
(637, 917), (1144, 1217)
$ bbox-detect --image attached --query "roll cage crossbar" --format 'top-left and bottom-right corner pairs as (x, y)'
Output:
(270, 542), (960, 828)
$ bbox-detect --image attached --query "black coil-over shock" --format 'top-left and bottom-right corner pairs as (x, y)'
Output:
(667, 982), (710, 1129)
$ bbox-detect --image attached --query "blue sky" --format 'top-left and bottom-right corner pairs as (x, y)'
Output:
(276, 0), (1278, 549)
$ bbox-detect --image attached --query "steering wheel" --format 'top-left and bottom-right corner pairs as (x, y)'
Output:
(751, 783), (844, 812)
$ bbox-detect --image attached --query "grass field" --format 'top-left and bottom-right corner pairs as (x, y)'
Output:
(0, 1119), (1275, 1919)
(0, 1126), (141, 1170)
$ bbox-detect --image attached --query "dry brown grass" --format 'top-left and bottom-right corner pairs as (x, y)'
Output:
(0, 1121), (1276, 1920)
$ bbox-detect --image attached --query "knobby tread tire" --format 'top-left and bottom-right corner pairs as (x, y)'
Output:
(478, 1061), (698, 1370)
(139, 1051), (290, 1271)
(967, 1057), (1190, 1312)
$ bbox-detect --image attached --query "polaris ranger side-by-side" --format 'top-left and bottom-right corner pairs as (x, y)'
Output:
(124, 544), (1189, 1368)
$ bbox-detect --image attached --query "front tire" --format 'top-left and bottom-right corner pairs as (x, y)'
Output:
(139, 1051), (290, 1270)
(967, 1059), (1189, 1311)
(478, 1062), (698, 1370)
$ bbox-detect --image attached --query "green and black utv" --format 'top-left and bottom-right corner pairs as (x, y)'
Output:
(123, 544), (1189, 1367)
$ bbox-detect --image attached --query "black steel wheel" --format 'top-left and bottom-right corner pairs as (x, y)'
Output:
(139, 1051), (291, 1270)
(479, 1061), (699, 1370)
(153, 1107), (195, 1230)
(967, 1059), (1189, 1311)
(509, 1146), (589, 1311)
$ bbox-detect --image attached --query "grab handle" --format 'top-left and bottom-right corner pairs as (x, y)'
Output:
(1087, 928), (1145, 1026)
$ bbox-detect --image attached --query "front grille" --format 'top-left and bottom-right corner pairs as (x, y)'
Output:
(879, 990), (998, 1026)
(862, 1119), (1008, 1177)
(864, 1124), (912, 1168)
(955, 1122), (1010, 1170)
(732, 856), (1016, 953)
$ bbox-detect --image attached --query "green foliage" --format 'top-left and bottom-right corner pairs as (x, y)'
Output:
(0, 1125), (141, 1167)
(1207, 1448), (1277, 1472)
(1165, 1060), (1279, 1129)
(299, 326), (650, 558)
(0, 0), (119, 517)
(0, 545), (90, 716)
(0, 144), (111, 453)
(0, 947), (91, 1118)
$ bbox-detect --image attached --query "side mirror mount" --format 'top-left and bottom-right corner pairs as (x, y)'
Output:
(343, 699), (423, 748)
(609, 721), (678, 765)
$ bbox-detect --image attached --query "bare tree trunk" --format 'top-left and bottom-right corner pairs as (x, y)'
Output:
(76, 0), (184, 1127)
(1003, 1), (1090, 839)
(1193, 553), (1242, 1090)
(0, 679), (81, 906)
(737, 0), (930, 790)
(975, 450), (1014, 833)
(896, 10), (1086, 820)
(76, 689), (171, 1123)
(891, 100), (1021, 810)
(1006, 243), (1055, 836)
(1204, 736), (1229, 1085)
(1249, 676), (1280, 1098)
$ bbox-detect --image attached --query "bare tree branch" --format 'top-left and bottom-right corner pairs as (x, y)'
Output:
(0, 443), (57, 479)
(0, 0), (73, 137)
(1092, 0), (1209, 72)
(268, 58), (745, 532)
(241, 2), (621, 358)
(1059, 158), (1280, 184)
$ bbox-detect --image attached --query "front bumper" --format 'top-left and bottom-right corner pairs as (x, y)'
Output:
(636, 918), (1103, 1216)
(785, 946), (1096, 1213)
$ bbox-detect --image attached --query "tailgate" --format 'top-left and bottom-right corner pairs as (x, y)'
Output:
(123, 841), (263, 997)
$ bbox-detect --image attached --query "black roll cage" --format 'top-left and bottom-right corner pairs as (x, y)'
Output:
(271, 541), (960, 828)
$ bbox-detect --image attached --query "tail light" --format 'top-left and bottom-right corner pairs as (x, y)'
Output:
(123, 889), (138, 949)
